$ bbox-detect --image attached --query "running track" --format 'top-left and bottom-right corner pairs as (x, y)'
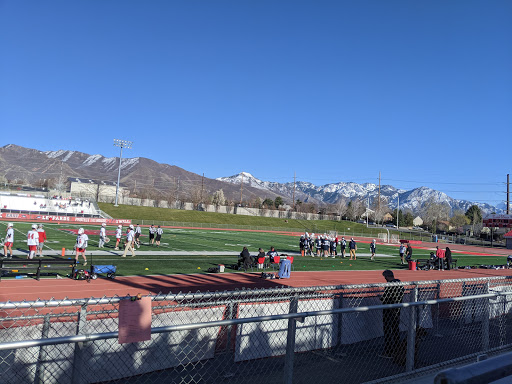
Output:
(1, 268), (511, 302)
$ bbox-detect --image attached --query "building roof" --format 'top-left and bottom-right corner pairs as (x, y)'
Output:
(67, 177), (126, 187)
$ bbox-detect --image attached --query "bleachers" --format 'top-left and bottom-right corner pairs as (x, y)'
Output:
(0, 193), (100, 217)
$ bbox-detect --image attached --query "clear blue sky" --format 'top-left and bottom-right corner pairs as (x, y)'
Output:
(1, 1), (511, 206)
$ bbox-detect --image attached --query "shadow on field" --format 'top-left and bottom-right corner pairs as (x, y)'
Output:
(92, 271), (288, 295)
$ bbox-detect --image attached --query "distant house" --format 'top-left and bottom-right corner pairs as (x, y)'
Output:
(413, 216), (423, 226)
(68, 178), (126, 199)
(383, 213), (393, 222)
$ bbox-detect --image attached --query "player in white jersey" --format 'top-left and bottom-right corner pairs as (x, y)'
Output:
(27, 224), (39, 260)
(134, 224), (142, 248)
(122, 225), (136, 257)
(148, 225), (156, 246)
(3, 223), (14, 258)
(155, 226), (163, 246)
(75, 228), (88, 266)
(99, 223), (107, 248)
(114, 225), (122, 250)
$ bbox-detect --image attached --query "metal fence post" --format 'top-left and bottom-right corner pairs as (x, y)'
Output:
(34, 314), (51, 384)
(283, 296), (298, 384)
(482, 282), (490, 351)
(71, 304), (88, 384)
(406, 285), (418, 372)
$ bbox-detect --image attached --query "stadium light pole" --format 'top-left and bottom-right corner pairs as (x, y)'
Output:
(113, 139), (133, 207)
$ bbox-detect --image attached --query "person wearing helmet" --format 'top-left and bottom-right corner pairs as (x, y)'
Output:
(370, 239), (377, 261)
(27, 224), (39, 260)
(36, 224), (47, 257)
(148, 224), (156, 246)
(349, 238), (357, 260)
(3, 223), (14, 259)
(99, 223), (107, 248)
(155, 225), (163, 246)
(330, 237), (336, 258)
(114, 225), (122, 250)
(315, 235), (322, 257)
(75, 228), (88, 266)
(134, 224), (142, 248)
(340, 237), (347, 258)
(122, 225), (136, 258)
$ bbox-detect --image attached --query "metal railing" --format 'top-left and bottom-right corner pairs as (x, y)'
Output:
(1, 276), (512, 383)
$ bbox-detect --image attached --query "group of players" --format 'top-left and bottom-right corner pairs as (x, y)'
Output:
(299, 233), (362, 260)
(2, 222), (166, 266)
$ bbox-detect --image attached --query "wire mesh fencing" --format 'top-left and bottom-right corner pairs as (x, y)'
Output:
(1, 276), (512, 384)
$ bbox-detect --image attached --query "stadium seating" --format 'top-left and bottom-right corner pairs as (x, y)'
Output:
(0, 193), (100, 216)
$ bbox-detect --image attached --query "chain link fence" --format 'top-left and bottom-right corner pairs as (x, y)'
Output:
(1, 276), (512, 384)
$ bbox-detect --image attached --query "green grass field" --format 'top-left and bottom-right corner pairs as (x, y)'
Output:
(0, 221), (507, 278)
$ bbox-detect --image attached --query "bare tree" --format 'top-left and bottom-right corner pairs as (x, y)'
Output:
(372, 196), (389, 224)
(346, 199), (364, 221)
(421, 198), (450, 232)
(335, 197), (348, 219)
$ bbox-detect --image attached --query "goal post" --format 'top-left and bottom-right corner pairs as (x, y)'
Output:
(378, 233), (388, 243)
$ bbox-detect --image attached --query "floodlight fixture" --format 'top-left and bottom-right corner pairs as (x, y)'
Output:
(113, 139), (133, 206)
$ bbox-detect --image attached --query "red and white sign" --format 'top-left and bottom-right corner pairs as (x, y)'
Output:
(483, 214), (512, 228)
(0, 213), (131, 225)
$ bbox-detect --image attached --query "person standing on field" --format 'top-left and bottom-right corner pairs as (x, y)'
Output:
(370, 239), (377, 261)
(122, 225), (136, 257)
(75, 228), (88, 266)
(3, 223), (14, 259)
(340, 237), (346, 258)
(349, 238), (357, 260)
(36, 224), (46, 257)
(399, 243), (406, 265)
(149, 224), (156, 246)
(27, 224), (39, 260)
(114, 225), (122, 250)
(99, 223), (106, 248)
(134, 224), (142, 248)
(155, 225), (163, 246)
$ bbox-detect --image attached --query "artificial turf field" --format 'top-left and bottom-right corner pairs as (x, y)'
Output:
(0, 221), (508, 278)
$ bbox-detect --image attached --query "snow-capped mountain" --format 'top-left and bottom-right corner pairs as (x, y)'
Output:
(217, 172), (498, 214)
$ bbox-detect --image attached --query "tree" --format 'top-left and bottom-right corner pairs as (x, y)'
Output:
(346, 199), (364, 221)
(465, 205), (483, 224)
(274, 196), (283, 208)
(212, 189), (225, 206)
(372, 196), (389, 224)
(465, 205), (483, 236)
(262, 198), (274, 208)
(420, 199), (450, 233)
(335, 197), (348, 218)
(450, 211), (470, 231)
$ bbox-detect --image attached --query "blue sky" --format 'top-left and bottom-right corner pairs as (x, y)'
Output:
(1, 1), (511, 206)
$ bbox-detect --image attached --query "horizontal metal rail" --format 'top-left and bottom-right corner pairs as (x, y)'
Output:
(2, 290), (511, 352)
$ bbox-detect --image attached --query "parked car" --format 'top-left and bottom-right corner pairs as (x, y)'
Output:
(413, 226), (423, 231)
(385, 223), (396, 228)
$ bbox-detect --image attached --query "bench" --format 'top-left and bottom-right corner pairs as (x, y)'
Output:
(0, 258), (77, 281)
(416, 259), (434, 270)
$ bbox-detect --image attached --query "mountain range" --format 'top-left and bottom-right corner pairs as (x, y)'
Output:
(0, 144), (498, 215)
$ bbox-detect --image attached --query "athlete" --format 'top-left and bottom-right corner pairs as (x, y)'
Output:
(149, 225), (156, 246)
(134, 224), (142, 248)
(155, 225), (163, 246)
(99, 223), (107, 248)
(36, 224), (47, 257)
(114, 225), (122, 250)
(27, 224), (39, 260)
(3, 223), (14, 258)
(75, 228), (88, 266)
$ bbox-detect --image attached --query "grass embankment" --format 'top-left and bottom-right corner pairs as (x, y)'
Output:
(99, 203), (391, 237)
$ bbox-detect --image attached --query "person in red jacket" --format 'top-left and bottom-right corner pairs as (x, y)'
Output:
(36, 224), (47, 257)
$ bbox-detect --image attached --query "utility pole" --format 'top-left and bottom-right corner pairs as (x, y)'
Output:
(507, 174), (510, 215)
(201, 173), (205, 204)
(240, 172), (244, 206)
(293, 172), (296, 210)
(397, 194), (400, 228)
(378, 171), (381, 219)
(176, 177), (180, 204)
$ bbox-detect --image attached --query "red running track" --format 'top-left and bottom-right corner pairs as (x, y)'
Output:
(1, 268), (511, 302)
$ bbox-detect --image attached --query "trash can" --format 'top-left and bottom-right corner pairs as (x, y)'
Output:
(408, 260), (417, 271)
